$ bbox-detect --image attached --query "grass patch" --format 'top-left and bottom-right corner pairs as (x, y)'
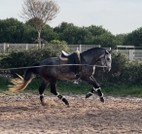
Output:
(0, 77), (9, 93)
(26, 79), (91, 95)
(103, 82), (142, 97)
(57, 81), (91, 95)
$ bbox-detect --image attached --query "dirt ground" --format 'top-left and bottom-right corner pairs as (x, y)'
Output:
(0, 93), (142, 134)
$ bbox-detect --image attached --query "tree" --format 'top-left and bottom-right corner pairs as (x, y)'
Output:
(20, 0), (59, 47)
(54, 22), (78, 44)
(93, 33), (118, 48)
(87, 25), (108, 36)
(124, 27), (142, 46)
(54, 22), (93, 44)
(41, 25), (59, 43)
(0, 18), (25, 43)
(115, 34), (127, 45)
(22, 23), (37, 43)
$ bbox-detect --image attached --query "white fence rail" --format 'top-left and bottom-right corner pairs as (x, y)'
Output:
(1, 43), (142, 61)
(0, 43), (39, 52)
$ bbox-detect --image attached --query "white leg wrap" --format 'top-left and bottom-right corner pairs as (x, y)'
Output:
(89, 91), (94, 95)
(56, 92), (60, 97)
(100, 93), (104, 98)
(40, 94), (44, 97)
(93, 87), (101, 92)
(57, 93), (64, 100)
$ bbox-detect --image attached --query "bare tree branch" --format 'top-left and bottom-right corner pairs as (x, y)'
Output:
(20, 0), (59, 47)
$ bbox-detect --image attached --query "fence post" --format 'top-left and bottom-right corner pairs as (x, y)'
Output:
(3, 43), (6, 52)
(26, 44), (28, 50)
(37, 44), (38, 49)
(79, 44), (82, 52)
(129, 50), (134, 60)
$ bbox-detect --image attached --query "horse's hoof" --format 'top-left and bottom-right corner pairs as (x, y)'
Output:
(41, 101), (46, 106)
(65, 102), (70, 107)
(66, 104), (70, 108)
(100, 97), (104, 103)
(86, 93), (92, 99)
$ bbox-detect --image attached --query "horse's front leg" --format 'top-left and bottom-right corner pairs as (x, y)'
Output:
(50, 81), (69, 106)
(86, 76), (104, 103)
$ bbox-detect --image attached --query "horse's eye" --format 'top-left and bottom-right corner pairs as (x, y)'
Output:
(107, 58), (110, 61)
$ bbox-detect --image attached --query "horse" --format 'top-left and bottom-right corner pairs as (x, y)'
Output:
(9, 47), (112, 106)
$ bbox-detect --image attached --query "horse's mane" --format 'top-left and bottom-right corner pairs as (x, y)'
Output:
(81, 47), (105, 55)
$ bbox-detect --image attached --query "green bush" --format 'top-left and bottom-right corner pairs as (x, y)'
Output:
(107, 52), (142, 84)
(107, 52), (129, 82)
(121, 61), (142, 83)
(0, 43), (68, 75)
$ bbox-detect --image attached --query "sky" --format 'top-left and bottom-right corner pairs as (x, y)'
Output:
(0, 0), (142, 35)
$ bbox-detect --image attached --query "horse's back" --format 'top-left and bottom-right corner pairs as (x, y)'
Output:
(39, 57), (60, 65)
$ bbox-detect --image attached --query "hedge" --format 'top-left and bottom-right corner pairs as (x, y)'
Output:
(0, 43), (68, 76)
(107, 52), (142, 84)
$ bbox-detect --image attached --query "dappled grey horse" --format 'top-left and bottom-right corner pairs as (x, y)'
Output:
(9, 47), (111, 106)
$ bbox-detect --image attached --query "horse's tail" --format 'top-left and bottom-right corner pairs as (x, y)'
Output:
(9, 63), (39, 92)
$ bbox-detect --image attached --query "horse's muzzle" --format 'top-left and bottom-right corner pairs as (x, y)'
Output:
(103, 67), (111, 73)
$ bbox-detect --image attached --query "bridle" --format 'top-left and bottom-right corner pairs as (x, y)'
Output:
(101, 50), (111, 67)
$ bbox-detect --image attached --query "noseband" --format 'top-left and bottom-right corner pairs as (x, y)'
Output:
(103, 54), (108, 67)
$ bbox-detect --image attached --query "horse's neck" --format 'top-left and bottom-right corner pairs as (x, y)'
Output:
(81, 52), (104, 65)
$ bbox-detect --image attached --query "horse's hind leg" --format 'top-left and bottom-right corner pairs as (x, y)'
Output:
(50, 81), (69, 106)
(39, 81), (48, 106)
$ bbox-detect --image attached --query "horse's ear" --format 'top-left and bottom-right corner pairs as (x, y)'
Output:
(105, 50), (109, 54)
(108, 50), (112, 53)
(109, 47), (112, 53)
(105, 48), (111, 54)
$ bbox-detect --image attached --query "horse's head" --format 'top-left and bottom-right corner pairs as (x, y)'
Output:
(81, 47), (112, 72)
(101, 49), (112, 72)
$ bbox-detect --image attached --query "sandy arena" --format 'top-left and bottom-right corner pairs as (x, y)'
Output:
(0, 93), (142, 134)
